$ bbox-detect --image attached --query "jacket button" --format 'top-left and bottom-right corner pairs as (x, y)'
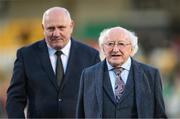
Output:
(58, 99), (62, 102)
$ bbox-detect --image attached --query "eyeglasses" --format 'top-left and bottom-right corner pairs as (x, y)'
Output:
(104, 41), (131, 48)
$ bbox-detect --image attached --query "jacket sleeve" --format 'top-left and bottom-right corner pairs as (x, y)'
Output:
(6, 49), (27, 118)
(154, 69), (167, 118)
(76, 69), (86, 118)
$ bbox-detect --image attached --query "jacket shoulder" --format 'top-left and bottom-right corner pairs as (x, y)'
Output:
(17, 40), (44, 52)
(133, 59), (159, 72)
(132, 59), (161, 83)
(83, 62), (103, 73)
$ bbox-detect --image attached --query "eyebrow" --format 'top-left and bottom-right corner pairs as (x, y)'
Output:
(107, 41), (130, 43)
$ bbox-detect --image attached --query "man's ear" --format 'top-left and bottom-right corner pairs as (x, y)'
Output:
(42, 24), (44, 30)
(130, 48), (134, 56)
(70, 20), (74, 28)
(70, 20), (74, 34)
(102, 45), (105, 53)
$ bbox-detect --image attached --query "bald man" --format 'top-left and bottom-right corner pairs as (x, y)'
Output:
(6, 7), (100, 118)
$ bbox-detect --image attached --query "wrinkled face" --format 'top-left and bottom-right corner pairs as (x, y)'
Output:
(102, 29), (133, 67)
(42, 10), (74, 50)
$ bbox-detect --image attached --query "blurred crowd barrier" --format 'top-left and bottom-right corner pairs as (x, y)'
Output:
(0, 19), (180, 118)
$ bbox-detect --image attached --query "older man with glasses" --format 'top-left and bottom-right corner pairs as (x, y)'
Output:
(76, 26), (167, 118)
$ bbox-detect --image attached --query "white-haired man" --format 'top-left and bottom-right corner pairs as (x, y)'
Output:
(76, 26), (167, 118)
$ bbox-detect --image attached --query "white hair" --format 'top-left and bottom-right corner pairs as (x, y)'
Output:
(42, 7), (71, 25)
(98, 26), (138, 56)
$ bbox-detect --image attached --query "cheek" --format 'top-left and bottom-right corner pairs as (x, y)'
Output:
(102, 47), (111, 55)
(60, 31), (68, 38)
(44, 31), (51, 37)
(103, 49), (110, 57)
(66, 30), (73, 37)
(122, 49), (132, 57)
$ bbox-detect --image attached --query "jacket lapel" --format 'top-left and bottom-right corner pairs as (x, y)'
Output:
(103, 64), (117, 104)
(133, 59), (153, 117)
(38, 40), (58, 90)
(60, 39), (77, 90)
(95, 61), (106, 117)
(117, 66), (134, 104)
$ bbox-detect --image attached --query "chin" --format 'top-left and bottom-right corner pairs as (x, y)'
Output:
(110, 61), (123, 67)
(51, 45), (62, 50)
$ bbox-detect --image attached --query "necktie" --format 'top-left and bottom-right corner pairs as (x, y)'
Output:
(113, 67), (125, 102)
(55, 51), (64, 87)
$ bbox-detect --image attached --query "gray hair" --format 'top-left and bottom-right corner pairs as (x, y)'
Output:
(98, 26), (138, 56)
(42, 7), (71, 25)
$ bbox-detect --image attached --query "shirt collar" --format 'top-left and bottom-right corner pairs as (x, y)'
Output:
(47, 39), (71, 56)
(106, 57), (131, 71)
(61, 40), (71, 56)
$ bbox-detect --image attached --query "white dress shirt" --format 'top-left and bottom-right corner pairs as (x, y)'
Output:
(106, 57), (131, 94)
(47, 40), (71, 74)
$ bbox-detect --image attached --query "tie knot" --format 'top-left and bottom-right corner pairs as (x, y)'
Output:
(55, 51), (63, 56)
(113, 67), (123, 76)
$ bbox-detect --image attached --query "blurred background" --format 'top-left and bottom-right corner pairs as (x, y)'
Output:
(0, 0), (179, 118)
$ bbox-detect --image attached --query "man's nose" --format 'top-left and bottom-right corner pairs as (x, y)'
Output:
(53, 28), (60, 36)
(112, 45), (119, 52)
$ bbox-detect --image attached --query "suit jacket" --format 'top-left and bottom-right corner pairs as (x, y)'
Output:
(76, 59), (167, 118)
(6, 38), (100, 118)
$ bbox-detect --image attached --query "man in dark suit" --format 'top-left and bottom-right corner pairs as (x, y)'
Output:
(76, 26), (167, 118)
(6, 7), (100, 118)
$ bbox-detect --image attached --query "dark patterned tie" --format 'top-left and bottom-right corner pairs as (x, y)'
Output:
(113, 67), (125, 102)
(55, 51), (64, 87)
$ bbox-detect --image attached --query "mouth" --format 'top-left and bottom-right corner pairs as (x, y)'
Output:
(50, 37), (63, 41)
(111, 54), (121, 57)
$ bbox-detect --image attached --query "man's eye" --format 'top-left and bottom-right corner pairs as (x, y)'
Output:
(58, 26), (66, 29)
(108, 43), (114, 46)
(118, 43), (125, 46)
(47, 27), (54, 31)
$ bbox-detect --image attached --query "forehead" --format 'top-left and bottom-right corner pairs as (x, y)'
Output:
(106, 28), (130, 42)
(44, 10), (70, 26)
